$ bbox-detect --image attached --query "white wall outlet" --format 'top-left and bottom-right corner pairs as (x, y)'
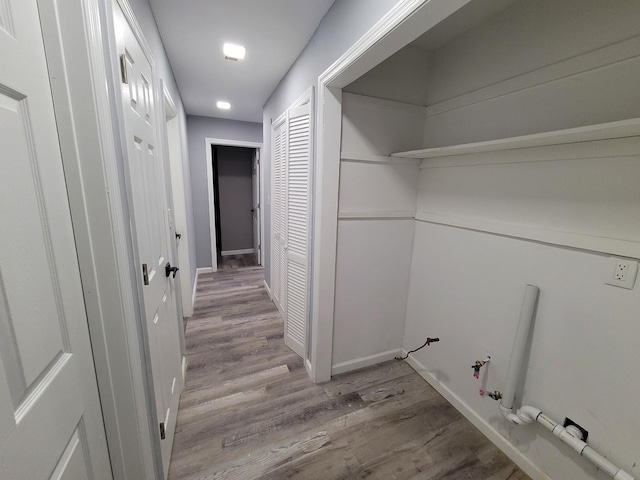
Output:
(605, 257), (638, 289)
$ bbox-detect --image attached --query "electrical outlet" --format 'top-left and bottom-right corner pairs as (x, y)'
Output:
(614, 263), (628, 281)
(605, 257), (638, 289)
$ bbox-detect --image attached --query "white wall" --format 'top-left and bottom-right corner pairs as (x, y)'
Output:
(343, 45), (429, 106)
(341, 93), (426, 157)
(332, 93), (423, 373)
(186, 115), (262, 268)
(405, 222), (640, 480)
(400, 1), (640, 478)
(416, 138), (640, 251)
(423, 0), (640, 147)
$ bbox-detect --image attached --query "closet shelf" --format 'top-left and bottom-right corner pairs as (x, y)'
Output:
(340, 151), (420, 165)
(391, 118), (640, 159)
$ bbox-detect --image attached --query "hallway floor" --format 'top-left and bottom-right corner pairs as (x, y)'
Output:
(168, 262), (529, 479)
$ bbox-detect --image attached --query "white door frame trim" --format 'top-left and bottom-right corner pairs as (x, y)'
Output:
(310, 0), (472, 382)
(161, 81), (192, 320)
(205, 137), (263, 271)
(252, 149), (262, 265)
(160, 80), (189, 356)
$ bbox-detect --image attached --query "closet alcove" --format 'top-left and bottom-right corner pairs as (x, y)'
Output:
(329, 1), (640, 478)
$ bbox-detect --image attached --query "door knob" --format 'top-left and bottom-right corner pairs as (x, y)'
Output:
(165, 262), (179, 278)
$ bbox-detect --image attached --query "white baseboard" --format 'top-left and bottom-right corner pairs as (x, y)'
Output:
(221, 248), (254, 256)
(181, 356), (187, 385)
(331, 349), (401, 376)
(193, 268), (213, 305)
(402, 350), (550, 480)
(305, 358), (313, 378)
(192, 275), (198, 307)
(263, 279), (272, 299)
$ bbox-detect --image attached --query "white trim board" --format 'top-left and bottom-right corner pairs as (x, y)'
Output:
(338, 211), (415, 220)
(341, 151), (420, 166)
(259, 146), (265, 267)
(317, 1), (472, 89)
(392, 118), (640, 159)
(402, 351), (550, 480)
(415, 211), (640, 260)
(425, 34), (640, 119)
(342, 91), (426, 115)
(161, 80), (193, 320)
(221, 249), (254, 256)
(193, 267), (212, 305)
(195, 267), (213, 275)
(205, 137), (264, 273)
(263, 279), (272, 300)
(331, 350), (402, 376)
(417, 137), (640, 170)
(206, 138), (263, 148)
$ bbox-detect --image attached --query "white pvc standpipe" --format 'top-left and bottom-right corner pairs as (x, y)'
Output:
(501, 284), (539, 412)
(523, 408), (635, 480)
(496, 284), (636, 479)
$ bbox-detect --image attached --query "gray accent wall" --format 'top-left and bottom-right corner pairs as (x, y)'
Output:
(128, 0), (197, 287)
(217, 147), (254, 252)
(262, 0), (400, 287)
(186, 115), (262, 268)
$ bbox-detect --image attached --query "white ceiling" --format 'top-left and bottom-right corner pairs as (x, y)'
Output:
(148, 0), (335, 123)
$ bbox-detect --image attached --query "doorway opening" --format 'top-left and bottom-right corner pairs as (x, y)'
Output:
(205, 138), (263, 272)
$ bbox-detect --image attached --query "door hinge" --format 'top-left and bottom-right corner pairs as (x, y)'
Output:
(159, 422), (166, 440)
(142, 263), (149, 285)
(119, 54), (128, 84)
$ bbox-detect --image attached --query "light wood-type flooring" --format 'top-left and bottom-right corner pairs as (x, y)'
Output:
(169, 257), (529, 479)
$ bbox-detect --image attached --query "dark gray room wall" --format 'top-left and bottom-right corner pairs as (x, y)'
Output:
(261, 0), (400, 286)
(217, 147), (254, 252)
(186, 115), (262, 268)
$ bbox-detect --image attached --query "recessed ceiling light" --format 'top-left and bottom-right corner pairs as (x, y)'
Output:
(216, 101), (231, 110)
(223, 43), (245, 61)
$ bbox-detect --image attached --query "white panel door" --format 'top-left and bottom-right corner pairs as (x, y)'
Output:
(284, 104), (312, 358)
(0, 0), (112, 478)
(113, 3), (181, 477)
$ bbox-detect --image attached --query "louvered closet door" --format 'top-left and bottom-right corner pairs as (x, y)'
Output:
(271, 118), (287, 310)
(284, 104), (311, 357)
(278, 122), (288, 311)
